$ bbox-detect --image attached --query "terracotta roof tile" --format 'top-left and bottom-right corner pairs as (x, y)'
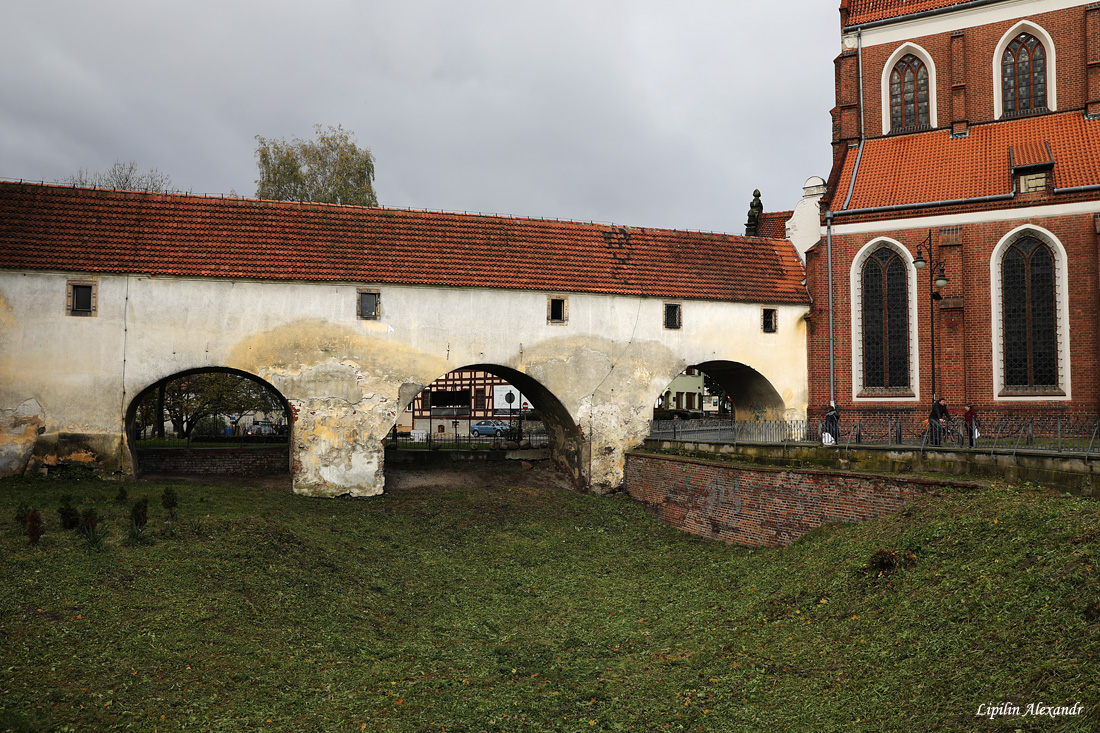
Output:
(843, 0), (974, 26)
(0, 182), (809, 305)
(836, 111), (1100, 211)
(756, 211), (792, 239)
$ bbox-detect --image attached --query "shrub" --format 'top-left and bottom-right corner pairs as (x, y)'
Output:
(114, 486), (129, 505)
(127, 501), (152, 546)
(130, 498), (148, 530)
(161, 487), (179, 520)
(26, 509), (45, 545)
(58, 495), (80, 531)
(79, 508), (106, 550)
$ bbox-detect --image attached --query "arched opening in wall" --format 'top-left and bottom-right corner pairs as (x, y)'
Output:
(125, 368), (291, 480)
(650, 361), (789, 442)
(385, 365), (582, 489)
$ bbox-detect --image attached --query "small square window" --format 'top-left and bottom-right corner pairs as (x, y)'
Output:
(66, 280), (97, 317)
(547, 296), (568, 324)
(664, 302), (682, 330)
(762, 308), (778, 333)
(1020, 172), (1048, 193)
(357, 289), (380, 320)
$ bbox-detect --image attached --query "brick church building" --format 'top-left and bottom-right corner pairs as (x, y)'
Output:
(805, 0), (1100, 427)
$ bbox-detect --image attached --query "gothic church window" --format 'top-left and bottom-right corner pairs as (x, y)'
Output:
(889, 54), (929, 130)
(1002, 33), (1046, 115)
(862, 247), (909, 389)
(1001, 237), (1057, 389)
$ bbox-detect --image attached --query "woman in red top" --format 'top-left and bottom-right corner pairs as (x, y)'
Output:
(963, 403), (979, 448)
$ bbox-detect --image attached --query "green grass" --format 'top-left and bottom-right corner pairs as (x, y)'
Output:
(1, 467), (1098, 731)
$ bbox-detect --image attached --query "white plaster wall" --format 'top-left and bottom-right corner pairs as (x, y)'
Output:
(0, 273), (128, 431)
(0, 270), (808, 493)
(788, 176), (826, 263)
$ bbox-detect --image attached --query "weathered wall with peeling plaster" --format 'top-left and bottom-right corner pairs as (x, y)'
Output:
(0, 271), (808, 494)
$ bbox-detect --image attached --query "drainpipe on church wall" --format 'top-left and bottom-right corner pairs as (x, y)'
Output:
(826, 210), (836, 410)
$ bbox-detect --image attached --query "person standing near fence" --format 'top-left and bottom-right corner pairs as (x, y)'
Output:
(963, 403), (979, 448)
(824, 404), (840, 444)
(929, 397), (950, 445)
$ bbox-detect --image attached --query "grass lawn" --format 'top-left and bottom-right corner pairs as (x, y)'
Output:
(1, 464), (1098, 731)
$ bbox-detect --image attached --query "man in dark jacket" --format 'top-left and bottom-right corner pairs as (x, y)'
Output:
(929, 397), (950, 445)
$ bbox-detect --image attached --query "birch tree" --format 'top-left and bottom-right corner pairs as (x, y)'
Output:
(63, 160), (173, 192)
(254, 124), (377, 206)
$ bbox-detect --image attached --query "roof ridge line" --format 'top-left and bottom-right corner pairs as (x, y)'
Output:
(0, 179), (757, 239)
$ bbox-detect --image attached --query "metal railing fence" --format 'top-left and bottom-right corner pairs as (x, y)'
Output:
(649, 414), (1100, 458)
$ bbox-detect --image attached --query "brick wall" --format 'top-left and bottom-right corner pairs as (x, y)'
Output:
(624, 451), (961, 547)
(806, 211), (1100, 424)
(136, 447), (289, 477)
(837, 4), (1093, 141)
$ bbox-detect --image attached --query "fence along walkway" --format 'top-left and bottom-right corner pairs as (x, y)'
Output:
(649, 414), (1100, 458)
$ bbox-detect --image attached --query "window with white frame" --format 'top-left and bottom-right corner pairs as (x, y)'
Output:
(990, 226), (1069, 399)
(850, 239), (919, 400)
(890, 54), (930, 130)
(862, 247), (910, 389)
(1002, 33), (1047, 115)
(880, 43), (937, 135)
(1002, 237), (1056, 388)
(993, 22), (1056, 119)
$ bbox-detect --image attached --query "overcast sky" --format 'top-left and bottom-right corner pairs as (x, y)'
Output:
(2, 1), (839, 234)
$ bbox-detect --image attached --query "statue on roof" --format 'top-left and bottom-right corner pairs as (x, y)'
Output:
(745, 189), (763, 236)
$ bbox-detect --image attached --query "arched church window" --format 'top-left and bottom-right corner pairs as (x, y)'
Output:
(862, 247), (909, 388)
(1002, 237), (1057, 388)
(889, 54), (929, 130)
(1002, 33), (1047, 114)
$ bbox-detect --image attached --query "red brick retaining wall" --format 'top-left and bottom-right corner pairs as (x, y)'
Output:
(136, 447), (289, 477)
(624, 451), (961, 547)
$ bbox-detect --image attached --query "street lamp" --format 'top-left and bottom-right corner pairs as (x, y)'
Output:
(912, 230), (949, 401)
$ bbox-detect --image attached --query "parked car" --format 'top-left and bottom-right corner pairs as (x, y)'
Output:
(470, 419), (509, 437)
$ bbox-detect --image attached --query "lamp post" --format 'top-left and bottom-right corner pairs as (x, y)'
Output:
(912, 230), (949, 401)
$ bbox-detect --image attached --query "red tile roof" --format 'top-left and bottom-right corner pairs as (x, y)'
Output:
(756, 211), (792, 239)
(0, 182), (809, 304)
(833, 111), (1100, 212)
(842, 0), (976, 26)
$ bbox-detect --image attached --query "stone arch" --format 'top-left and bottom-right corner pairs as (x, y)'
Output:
(691, 360), (786, 420)
(124, 366), (292, 477)
(393, 363), (585, 488)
